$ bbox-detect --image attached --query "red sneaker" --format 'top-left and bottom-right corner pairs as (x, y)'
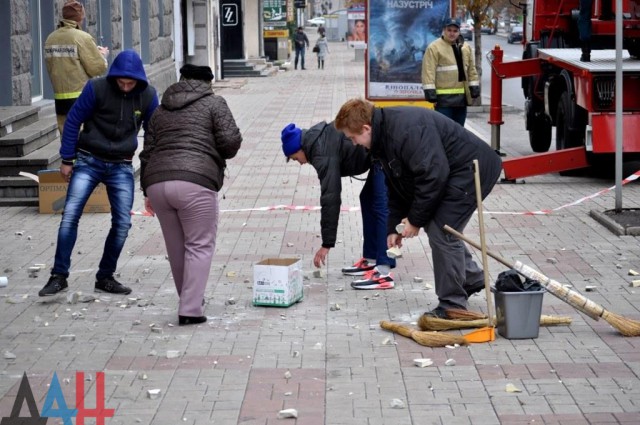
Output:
(350, 272), (395, 290)
(341, 258), (376, 276)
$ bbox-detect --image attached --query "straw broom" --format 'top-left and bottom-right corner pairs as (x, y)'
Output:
(418, 314), (572, 331)
(444, 225), (640, 337)
(380, 321), (469, 347)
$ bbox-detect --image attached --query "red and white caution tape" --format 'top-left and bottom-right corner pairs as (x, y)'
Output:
(487, 169), (640, 215)
(131, 170), (640, 217)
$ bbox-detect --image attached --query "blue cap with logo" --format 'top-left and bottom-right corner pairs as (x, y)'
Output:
(443, 18), (461, 28)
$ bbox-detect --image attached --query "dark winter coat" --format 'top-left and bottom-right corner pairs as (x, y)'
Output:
(302, 122), (370, 248)
(369, 107), (503, 234)
(140, 79), (242, 194)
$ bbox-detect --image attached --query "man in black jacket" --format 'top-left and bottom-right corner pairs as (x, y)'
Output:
(281, 122), (396, 289)
(293, 27), (310, 70)
(335, 99), (503, 315)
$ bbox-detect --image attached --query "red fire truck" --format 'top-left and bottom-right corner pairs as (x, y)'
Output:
(488, 0), (640, 180)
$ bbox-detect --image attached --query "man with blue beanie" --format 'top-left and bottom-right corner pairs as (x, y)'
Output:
(281, 122), (396, 290)
(39, 49), (159, 297)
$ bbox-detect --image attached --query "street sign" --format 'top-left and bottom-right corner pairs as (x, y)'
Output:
(221, 3), (238, 26)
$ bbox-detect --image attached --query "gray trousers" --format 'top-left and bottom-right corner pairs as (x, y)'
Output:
(147, 180), (218, 317)
(426, 214), (484, 310)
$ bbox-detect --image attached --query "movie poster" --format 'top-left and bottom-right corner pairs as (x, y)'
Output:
(367, 0), (451, 100)
(347, 7), (366, 48)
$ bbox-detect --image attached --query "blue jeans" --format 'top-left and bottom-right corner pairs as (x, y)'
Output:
(52, 152), (134, 280)
(359, 162), (395, 268)
(295, 46), (306, 69)
(435, 106), (467, 127)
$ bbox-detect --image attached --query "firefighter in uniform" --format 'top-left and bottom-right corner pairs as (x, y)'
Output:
(421, 18), (480, 126)
(44, 1), (108, 135)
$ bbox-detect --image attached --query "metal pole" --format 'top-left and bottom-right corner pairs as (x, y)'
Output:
(614, 0), (623, 211)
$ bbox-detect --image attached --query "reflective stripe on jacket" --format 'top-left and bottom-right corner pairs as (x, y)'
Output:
(421, 37), (479, 107)
(44, 20), (107, 115)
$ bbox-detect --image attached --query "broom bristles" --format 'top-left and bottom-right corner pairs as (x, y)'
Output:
(601, 310), (640, 337)
(445, 308), (487, 320)
(418, 315), (485, 331)
(380, 320), (469, 347)
(418, 314), (573, 331)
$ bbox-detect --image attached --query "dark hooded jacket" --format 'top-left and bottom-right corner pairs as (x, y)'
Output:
(60, 49), (158, 162)
(301, 122), (370, 248)
(140, 79), (242, 194)
(370, 106), (502, 234)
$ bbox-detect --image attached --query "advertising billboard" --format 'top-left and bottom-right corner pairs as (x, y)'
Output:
(366, 0), (451, 101)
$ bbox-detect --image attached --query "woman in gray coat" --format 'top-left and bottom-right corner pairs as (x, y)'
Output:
(140, 65), (242, 325)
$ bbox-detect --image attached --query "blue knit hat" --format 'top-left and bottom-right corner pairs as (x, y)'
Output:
(281, 123), (302, 157)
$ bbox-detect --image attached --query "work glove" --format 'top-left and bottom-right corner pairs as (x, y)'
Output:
(424, 89), (437, 103)
(469, 85), (480, 99)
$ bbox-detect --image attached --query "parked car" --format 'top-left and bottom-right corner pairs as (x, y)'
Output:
(460, 23), (473, 41)
(507, 26), (523, 43)
(306, 17), (325, 27)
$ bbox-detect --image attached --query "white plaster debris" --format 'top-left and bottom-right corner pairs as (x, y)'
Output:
(313, 343), (323, 350)
(630, 280), (640, 288)
(389, 399), (405, 409)
(166, 350), (181, 359)
(138, 373), (148, 380)
(329, 304), (341, 311)
(66, 292), (79, 304)
(284, 370), (292, 380)
(0, 276), (7, 287)
(381, 338), (392, 346)
(414, 358), (433, 368)
(413, 276), (423, 283)
(71, 312), (84, 320)
(505, 383), (522, 393)
(59, 334), (76, 341)
(277, 408), (298, 419)
(444, 358), (456, 366)
(148, 350), (158, 356)
(386, 247), (402, 259)
(226, 271), (237, 277)
(312, 270), (323, 278)
(78, 294), (96, 303)
(286, 242), (294, 247)
(3, 351), (16, 359)
(584, 286), (597, 292)
(629, 269), (639, 276)
(284, 391), (293, 396)
(225, 298), (236, 305)
(292, 351), (300, 358)
(546, 258), (558, 264)
(147, 389), (161, 399)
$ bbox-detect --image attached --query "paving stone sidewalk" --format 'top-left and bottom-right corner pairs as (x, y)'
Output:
(1, 30), (640, 425)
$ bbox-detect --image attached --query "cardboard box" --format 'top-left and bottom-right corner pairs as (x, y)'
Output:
(253, 258), (303, 307)
(37, 170), (110, 214)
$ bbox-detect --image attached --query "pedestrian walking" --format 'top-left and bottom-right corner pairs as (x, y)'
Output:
(334, 98), (503, 315)
(314, 35), (329, 69)
(140, 64), (242, 326)
(281, 122), (396, 290)
(421, 18), (480, 126)
(39, 50), (159, 298)
(44, 0), (109, 135)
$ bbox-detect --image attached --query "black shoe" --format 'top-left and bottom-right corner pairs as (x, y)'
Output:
(580, 53), (590, 62)
(39, 274), (68, 296)
(465, 281), (485, 297)
(422, 306), (449, 319)
(179, 315), (207, 326)
(301, 67), (306, 70)
(95, 276), (132, 295)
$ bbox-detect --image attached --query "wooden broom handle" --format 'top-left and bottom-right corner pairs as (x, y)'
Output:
(444, 225), (515, 269)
